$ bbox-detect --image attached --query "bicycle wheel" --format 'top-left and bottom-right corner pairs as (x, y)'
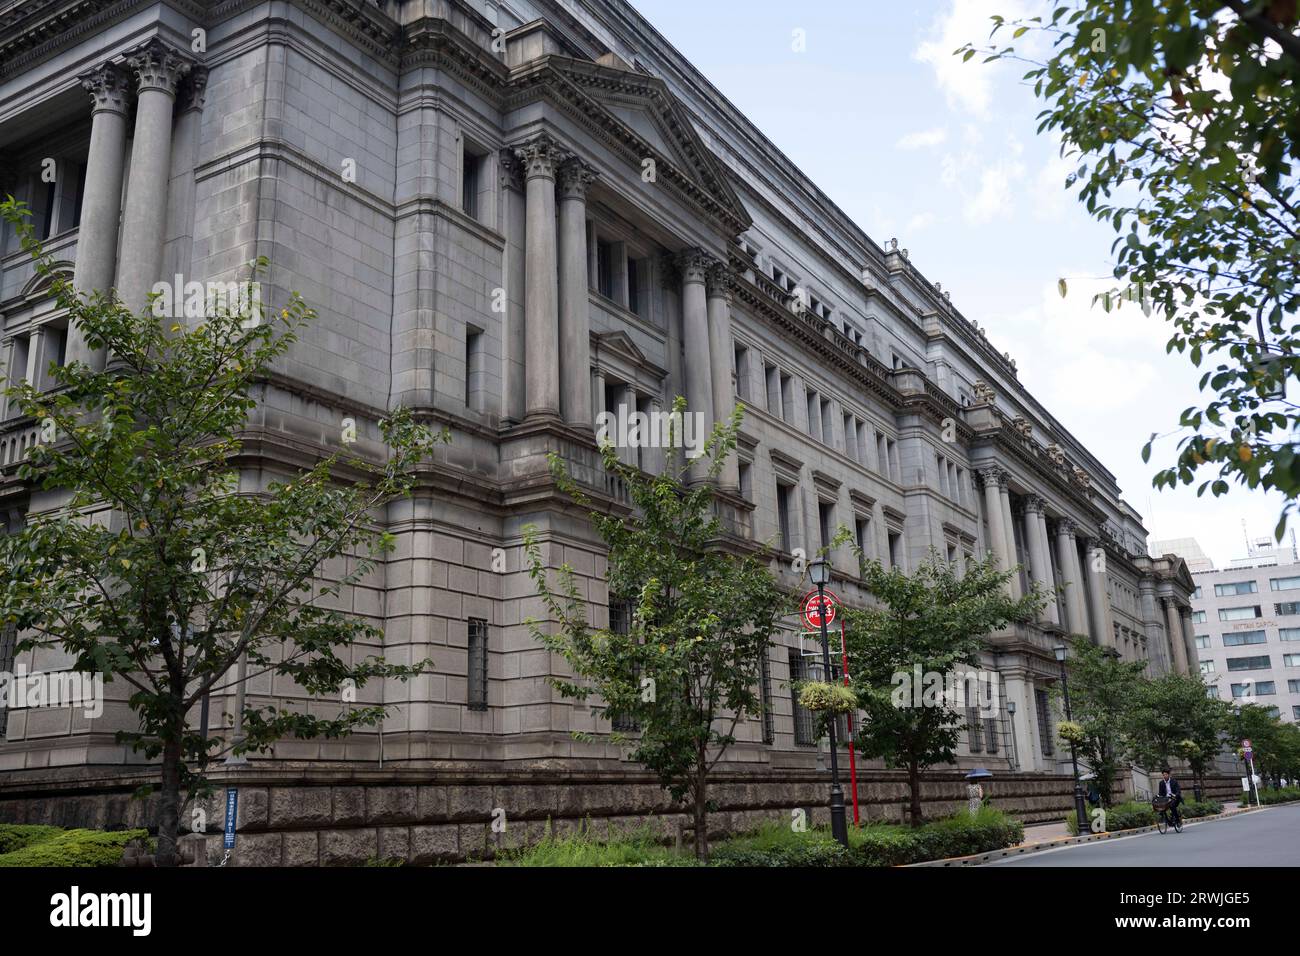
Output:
(1173, 814), (1183, 833)
(1156, 811), (1168, 834)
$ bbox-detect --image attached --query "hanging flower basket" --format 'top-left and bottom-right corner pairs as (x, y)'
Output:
(797, 681), (858, 714)
(1056, 720), (1085, 745)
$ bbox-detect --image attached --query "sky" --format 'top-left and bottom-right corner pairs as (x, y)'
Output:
(629, 0), (1288, 569)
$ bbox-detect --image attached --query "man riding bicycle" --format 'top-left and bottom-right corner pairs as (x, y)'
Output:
(1156, 768), (1183, 828)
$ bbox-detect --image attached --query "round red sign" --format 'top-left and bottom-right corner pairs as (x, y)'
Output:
(803, 591), (837, 629)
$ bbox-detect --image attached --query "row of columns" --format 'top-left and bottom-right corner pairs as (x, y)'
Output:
(69, 40), (203, 368)
(511, 133), (737, 489)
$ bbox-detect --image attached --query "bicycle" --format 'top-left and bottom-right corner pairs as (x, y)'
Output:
(1152, 796), (1183, 834)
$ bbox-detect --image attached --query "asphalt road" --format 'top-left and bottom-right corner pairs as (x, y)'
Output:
(988, 804), (1300, 867)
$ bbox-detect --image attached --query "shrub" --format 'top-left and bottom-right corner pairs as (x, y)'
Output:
(0, 828), (149, 867)
(1180, 799), (1223, 819)
(0, 824), (64, 855)
(1242, 786), (1300, 807)
(498, 823), (697, 867)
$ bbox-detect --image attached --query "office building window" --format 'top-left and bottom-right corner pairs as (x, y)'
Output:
(1270, 576), (1300, 591)
(1192, 610), (1207, 624)
(1223, 630), (1268, 646)
(1280, 628), (1300, 642)
(1194, 635), (1210, 649)
(1276, 602), (1300, 616)
(1219, 606), (1262, 621)
(1226, 655), (1271, 672)
(1232, 681), (1275, 696)
(1285, 654), (1300, 667)
(1215, 581), (1258, 596)
(1200, 660), (1216, 673)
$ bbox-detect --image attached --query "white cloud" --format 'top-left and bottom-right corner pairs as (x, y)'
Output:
(914, 0), (1032, 118)
(896, 127), (948, 150)
(906, 211), (937, 232)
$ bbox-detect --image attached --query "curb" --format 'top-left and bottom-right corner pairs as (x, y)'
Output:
(906, 805), (1272, 868)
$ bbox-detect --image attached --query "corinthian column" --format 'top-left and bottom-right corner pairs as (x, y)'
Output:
(1085, 538), (1115, 649)
(515, 135), (565, 419)
(68, 62), (131, 369)
(557, 158), (596, 428)
(678, 249), (714, 482)
(116, 39), (192, 314)
(980, 468), (1010, 577)
(1023, 495), (1055, 624)
(1163, 597), (1189, 673)
(706, 262), (739, 492)
(1055, 519), (1086, 636)
(1000, 483), (1023, 599)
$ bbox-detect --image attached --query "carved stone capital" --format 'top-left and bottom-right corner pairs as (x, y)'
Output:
(1056, 517), (1078, 538)
(178, 66), (208, 113)
(705, 262), (735, 301)
(977, 466), (1005, 489)
(79, 62), (131, 115)
(676, 247), (714, 285)
(1023, 493), (1046, 515)
(127, 38), (193, 96)
(513, 134), (567, 181)
(557, 157), (598, 200)
(498, 149), (524, 191)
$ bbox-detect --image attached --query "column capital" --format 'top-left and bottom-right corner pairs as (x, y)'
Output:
(1023, 493), (1046, 515)
(79, 61), (131, 115)
(513, 134), (568, 181)
(1056, 517), (1079, 537)
(178, 66), (208, 113)
(705, 262), (736, 301)
(557, 157), (598, 200)
(676, 247), (714, 285)
(127, 38), (194, 96)
(977, 465), (1006, 488)
(498, 149), (524, 191)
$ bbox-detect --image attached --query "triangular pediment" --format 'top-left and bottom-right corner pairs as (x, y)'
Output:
(542, 56), (752, 235)
(591, 330), (667, 379)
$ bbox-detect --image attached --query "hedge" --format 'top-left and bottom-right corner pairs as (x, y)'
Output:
(0, 824), (64, 855)
(1064, 797), (1225, 835)
(1241, 786), (1300, 807)
(710, 808), (1024, 867)
(0, 827), (150, 867)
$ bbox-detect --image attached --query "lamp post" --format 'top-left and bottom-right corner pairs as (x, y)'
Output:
(810, 559), (849, 847)
(1055, 643), (1088, 834)
(1006, 700), (1019, 771)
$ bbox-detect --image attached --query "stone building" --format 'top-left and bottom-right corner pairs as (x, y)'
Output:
(0, 0), (1203, 859)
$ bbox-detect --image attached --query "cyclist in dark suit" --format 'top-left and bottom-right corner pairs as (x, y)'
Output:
(1157, 768), (1183, 827)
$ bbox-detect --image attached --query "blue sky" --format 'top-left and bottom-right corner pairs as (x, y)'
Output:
(630, 0), (1287, 568)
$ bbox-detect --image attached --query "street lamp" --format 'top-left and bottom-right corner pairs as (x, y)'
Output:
(1054, 643), (1088, 835)
(1006, 700), (1019, 771)
(809, 558), (849, 847)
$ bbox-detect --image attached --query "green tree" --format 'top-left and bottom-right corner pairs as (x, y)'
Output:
(523, 402), (786, 861)
(959, 2), (1300, 535)
(1124, 670), (1220, 772)
(1057, 636), (1149, 807)
(1228, 701), (1287, 783)
(842, 551), (1042, 827)
(0, 200), (441, 865)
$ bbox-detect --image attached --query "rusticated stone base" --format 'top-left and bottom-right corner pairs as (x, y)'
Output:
(0, 764), (1248, 865)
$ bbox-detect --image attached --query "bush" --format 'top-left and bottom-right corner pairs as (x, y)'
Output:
(1242, 786), (1300, 807)
(499, 823), (697, 867)
(711, 808), (1023, 867)
(0, 824), (64, 855)
(0, 828), (149, 867)
(1180, 799), (1223, 819)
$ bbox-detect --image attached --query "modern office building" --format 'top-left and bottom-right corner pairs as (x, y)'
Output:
(0, 0), (1201, 857)
(1171, 537), (1300, 724)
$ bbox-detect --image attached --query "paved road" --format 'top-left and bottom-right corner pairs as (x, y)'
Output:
(989, 804), (1300, 867)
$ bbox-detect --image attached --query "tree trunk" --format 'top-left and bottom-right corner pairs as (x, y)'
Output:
(154, 732), (184, 867)
(692, 759), (709, 862)
(907, 762), (923, 828)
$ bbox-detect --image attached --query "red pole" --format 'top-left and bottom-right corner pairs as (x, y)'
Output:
(840, 619), (859, 826)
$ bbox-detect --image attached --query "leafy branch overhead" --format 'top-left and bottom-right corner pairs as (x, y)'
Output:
(959, 2), (1300, 537)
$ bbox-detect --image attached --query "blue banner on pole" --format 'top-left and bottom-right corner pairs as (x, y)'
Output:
(224, 788), (238, 849)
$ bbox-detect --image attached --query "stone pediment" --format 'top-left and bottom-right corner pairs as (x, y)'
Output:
(539, 56), (752, 236)
(591, 329), (667, 379)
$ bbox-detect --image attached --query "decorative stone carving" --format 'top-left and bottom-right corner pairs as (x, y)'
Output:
(705, 262), (734, 302)
(179, 66), (208, 113)
(513, 134), (567, 181)
(498, 149), (523, 191)
(1071, 465), (1092, 489)
(127, 38), (193, 96)
(675, 247), (712, 285)
(80, 61), (130, 114)
(1010, 415), (1033, 439)
(1045, 442), (1066, 468)
(1023, 493), (1045, 515)
(557, 157), (597, 200)
(972, 380), (995, 405)
(1057, 517), (1078, 537)
(978, 466), (1005, 488)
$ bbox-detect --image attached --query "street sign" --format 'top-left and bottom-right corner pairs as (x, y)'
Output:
(803, 591), (838, 629)
(223, 788), (238, 850)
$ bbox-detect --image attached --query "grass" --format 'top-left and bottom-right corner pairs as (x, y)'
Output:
(498, 823), (698, 867)
(0, 825), (150, 867)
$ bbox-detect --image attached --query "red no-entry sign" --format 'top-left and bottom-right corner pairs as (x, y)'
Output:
(803, 591), (838, 629)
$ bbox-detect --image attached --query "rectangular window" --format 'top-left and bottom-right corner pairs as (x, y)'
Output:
(1285, 654), (1300, 667)
(1226, 655), (1271, 671)
(734, 344), (750, 400)
(1200, 660), (1215, 673)
(1207, 685), (1220, 699)
(596, 239), (615, 299)
(1215, 581), (1258, 596)
(1232, 681), (1275, 696)
(1223, 630), (1267, 646)
(780, 373), (794, 421)
(759, 647), (775, 745)
(887, 531), (903, 570)
(843, 413), (857, 460)
(467, 618), (489, 711)
(855, 517), (871, 558)
(1219, 606), (1262, 621)
(626, 257), (643, 316)
(738, 461), (753, 502)
(1281, 628), (1300, 642)
(609, 600), (638, 732)
(818, 500), (835, 552)
(1193, 586), (1202, 599)
(765, 363), (780, 417)
(1035, 689), (1054, 758)
(965, 707), (983, 753)
(856, 421), (867, 464)
(789, 651), (815, 746)
(1289, 679), (1300, 694)
(805, 388), (821, 442)
(1192, 610), (1207, 624)
(461, 142), (487, 220)
(1194, 635), (1210, 649)
(1294, 705), (1300, 720)
(1270, 576), (1300, 591)
(820, 398), (833, 446)
(1278, 602), (1300, 616)
(776, 482), (794, 553)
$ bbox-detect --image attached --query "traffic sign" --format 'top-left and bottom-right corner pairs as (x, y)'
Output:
(803, 591), (838, 629)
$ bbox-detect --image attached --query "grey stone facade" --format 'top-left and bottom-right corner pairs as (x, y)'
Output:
(0, 0), (1199, 839)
